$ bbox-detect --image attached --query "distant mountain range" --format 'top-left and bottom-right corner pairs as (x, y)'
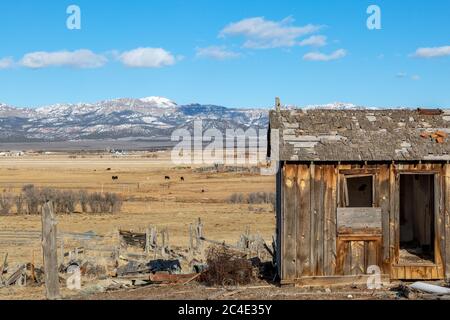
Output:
(0, 97), (378, 142)
(0, 97), (270, 142)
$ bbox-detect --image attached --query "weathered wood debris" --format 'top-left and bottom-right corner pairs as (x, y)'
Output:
(0, 211), (276, 297)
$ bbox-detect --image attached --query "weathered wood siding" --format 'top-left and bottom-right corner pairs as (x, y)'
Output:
(277, 162), (449, 282)
(445, 163), (450, 280)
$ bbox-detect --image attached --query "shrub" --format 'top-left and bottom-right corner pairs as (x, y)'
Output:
(88, 192), (121, 214)
(228, 192), (275, 206)
(247, 192), (275, 205)
(78, 190), (89, 213)
(15, 194), (25, 215)
(228, 193), (245, 204)
(105, 192), (122, 213)
(22, 184), (40, 215)
(61, 190), (77, 214)
(88, 192), (102, 214)
(201, 246), (255, 286)
(16, 185), (122, 215)
(0, 192), (14, 215)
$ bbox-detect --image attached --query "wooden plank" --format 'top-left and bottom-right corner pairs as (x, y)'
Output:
(339, 169), (380, 175)
(366, 240), (378, 269)
(309, 163), (316, 275)
(435, 172), (445, 274)
(276, 162), (283, 278)
(41, 201), (60, 300)
(339, 234), (382, 241)
(389, 163), (397, 264)
(294, 274), (390, 287)
(378, 164), (390, 270)
(391, 265), (442, 280)
(393, 168), (400, 265)
(323, 166), (337, 276)
(344, 241), (352, 275)
(335, 239), (349, 276)
(405, 265), (412, 279)
(337, 208), (382, 233)
(296, 164), (311, 277)
(314, 165), (324, 276)
(351, 241), (365, 275)
(445, 164), (450, 280)
(282, 164), (297, 280)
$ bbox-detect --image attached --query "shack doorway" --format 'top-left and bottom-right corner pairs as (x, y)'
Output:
(399, 174), (435, 264)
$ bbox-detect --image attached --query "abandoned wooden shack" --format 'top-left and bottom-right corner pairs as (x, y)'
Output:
(268, 107), (450, 284)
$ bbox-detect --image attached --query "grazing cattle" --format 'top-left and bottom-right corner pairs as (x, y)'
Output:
(106, 168), (111, 171)
(180, 177), (185, 182)
(165, 176), (171, 180)
(201, 189), (205, 193)
(112, 176), (119, 181)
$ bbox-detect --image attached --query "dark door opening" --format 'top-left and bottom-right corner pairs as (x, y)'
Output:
(399, 174), (435, 264)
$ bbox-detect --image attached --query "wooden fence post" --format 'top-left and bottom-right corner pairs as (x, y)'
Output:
(60, 238), (64, 265)
(161, 228), (167, 258)
(41, 201), (60, 300)
(195, 218), (204, 252)
(189, 224), (194, 255)
(145, 226), (151, 255)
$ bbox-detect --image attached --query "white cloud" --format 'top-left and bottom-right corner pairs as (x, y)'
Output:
(220, 16), (322, 49)
(303, 49), (347, 61)
(196, 46), (241, 60)
(396, 72), (420, 81)
(20, 50), (107, 69)
(119, 48), (177, 68)
(413, 46), (450, 58)
(0, 57), (14, 69)
(299, 35), (327, 47)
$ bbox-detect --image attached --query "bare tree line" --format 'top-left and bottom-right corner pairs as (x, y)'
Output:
(0, 185), (122, 215)
(228, 192), (275, 207)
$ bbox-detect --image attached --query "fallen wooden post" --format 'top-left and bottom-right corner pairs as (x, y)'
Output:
(41, 201), (60, 300)
(0, 252), (8, 284)
(5, 264), (26, 286)
(410, 282), (450, 295)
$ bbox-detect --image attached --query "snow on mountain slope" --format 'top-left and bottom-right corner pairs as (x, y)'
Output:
(0, 97), (269, 142)
(139, 96), (177, 108)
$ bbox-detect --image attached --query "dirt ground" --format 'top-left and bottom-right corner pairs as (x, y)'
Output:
(0, 280), (403, 300)
(0, 151), (276, 299)
(76, 282), (402, 300)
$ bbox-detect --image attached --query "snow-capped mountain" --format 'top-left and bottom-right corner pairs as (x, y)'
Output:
(302, 102), (362, 110)
(0, 97), (268, 142)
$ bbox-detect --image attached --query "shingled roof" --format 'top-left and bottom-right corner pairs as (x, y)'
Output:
(269, 108), (450, 162)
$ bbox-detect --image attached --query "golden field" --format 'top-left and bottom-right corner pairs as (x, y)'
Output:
(0, 151), (275, 296)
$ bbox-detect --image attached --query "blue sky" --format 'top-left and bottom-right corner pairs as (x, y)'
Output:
(0, 0), (449, 108)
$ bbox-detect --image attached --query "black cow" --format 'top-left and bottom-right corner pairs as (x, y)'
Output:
(180, 177), (185, 182)
(165, 176), (171, 180)
(112, 176), (119, 181)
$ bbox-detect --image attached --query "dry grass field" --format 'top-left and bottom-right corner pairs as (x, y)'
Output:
(0, 151), (275, 299)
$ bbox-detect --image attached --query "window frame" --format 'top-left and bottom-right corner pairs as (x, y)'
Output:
(341, 174), (376, 208)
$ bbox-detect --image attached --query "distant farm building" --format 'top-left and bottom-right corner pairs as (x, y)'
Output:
(0, 150), (24, 157)
(268, 107), (450, 285)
